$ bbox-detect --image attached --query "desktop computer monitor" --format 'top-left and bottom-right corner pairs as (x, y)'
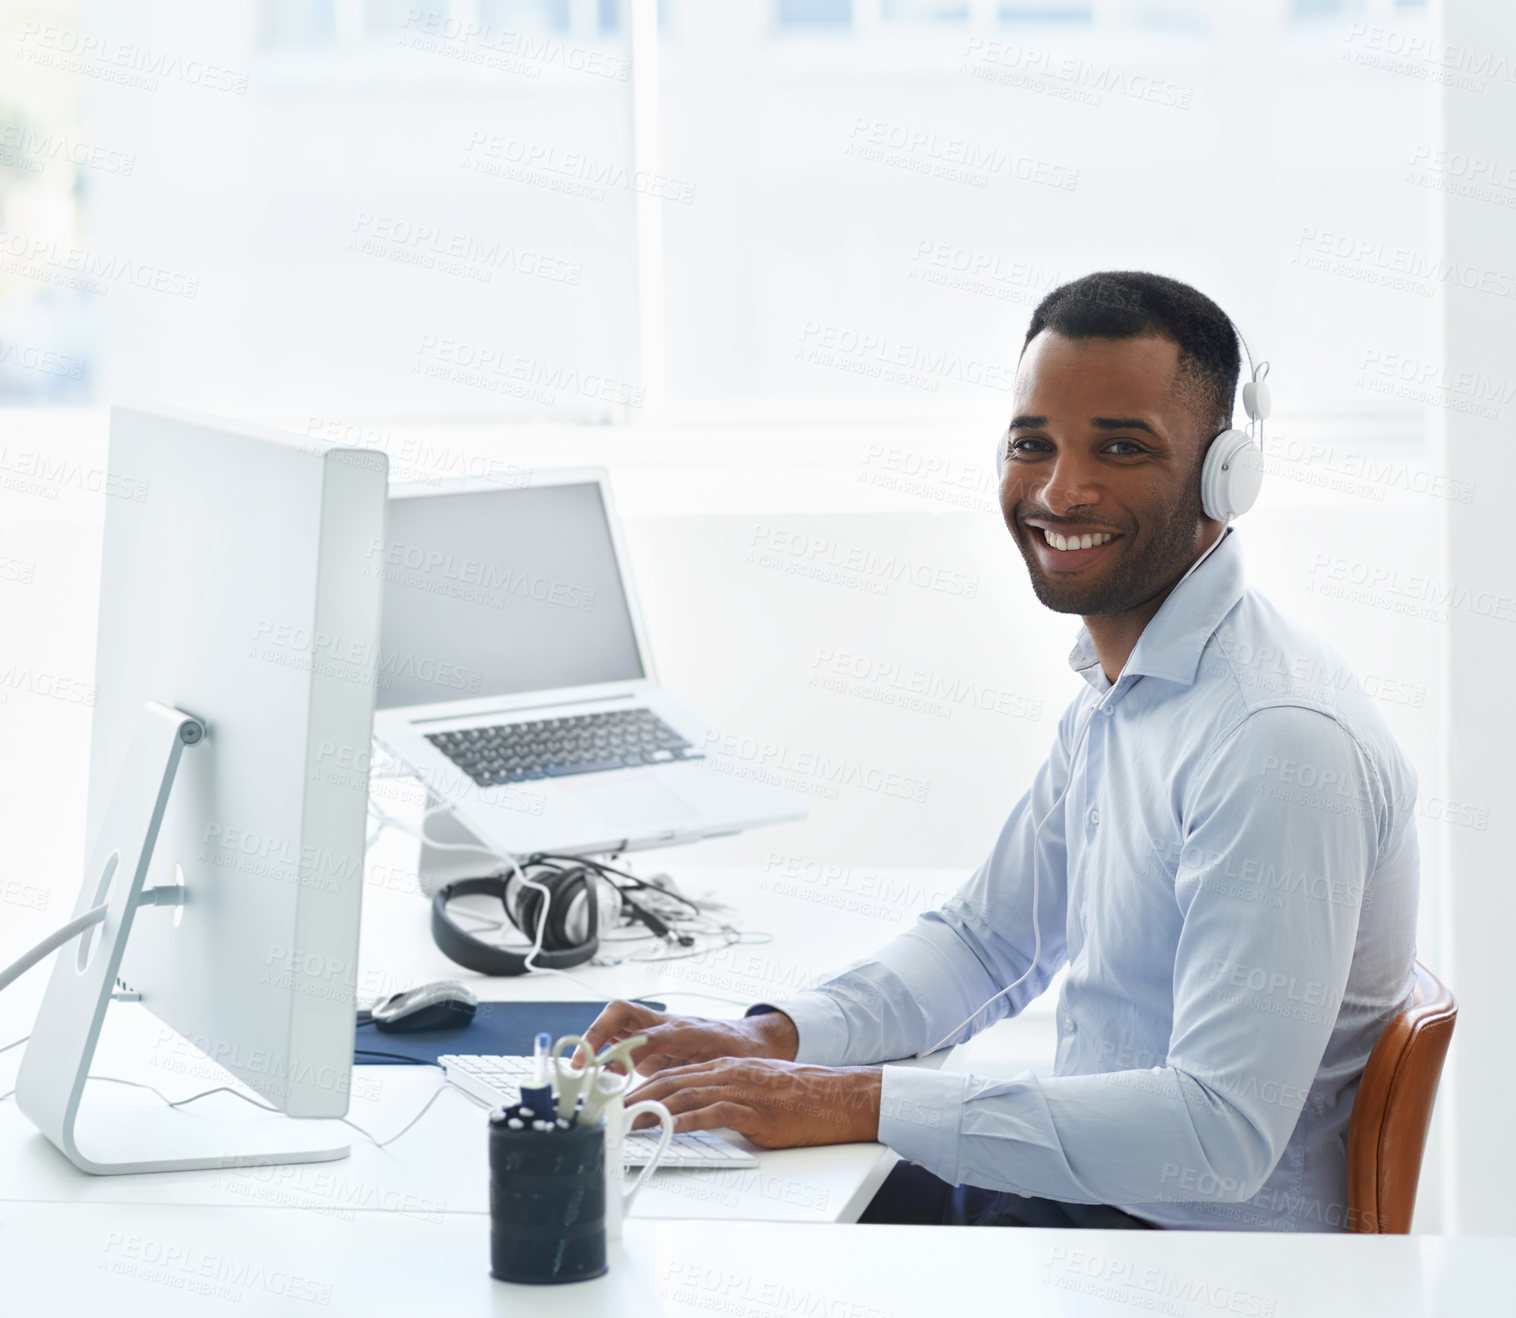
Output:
(14, 406), (388, 1174)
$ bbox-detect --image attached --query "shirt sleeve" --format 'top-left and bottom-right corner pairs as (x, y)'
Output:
(877, 704), (1381, 1206)
(748, 694), (1084, 1065)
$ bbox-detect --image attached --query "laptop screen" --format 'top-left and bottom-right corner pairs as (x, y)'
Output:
(374, 480), (645, 710)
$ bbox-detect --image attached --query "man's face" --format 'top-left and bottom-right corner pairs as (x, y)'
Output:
(999, 330), (1221, 616)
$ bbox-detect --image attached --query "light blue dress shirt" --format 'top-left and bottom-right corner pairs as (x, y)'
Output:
(762, 530), (1419, 1230)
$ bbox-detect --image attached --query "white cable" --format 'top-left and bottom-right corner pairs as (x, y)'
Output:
(924, 529), (1232, 1055)
(153, 1076), (491, 1149)
(654, 990), (759, 1008)
(365, 796), (503, 857)
(365, 796), (551, 966)
(503, 848), (554, 972)
(365, 794), (552, 963)
(339, 1083), (473, 1149)
(0, 1035), (25, 1103)
(0, 905), (108, 995)
(922, 706), (1097, 1054)
(1, 1069), (490, 1151)
(368, 790), (726, 974)
(0, 886), (188, 997)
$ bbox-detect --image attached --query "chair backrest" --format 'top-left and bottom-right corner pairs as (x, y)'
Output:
(1346, 961), (1456, 1233)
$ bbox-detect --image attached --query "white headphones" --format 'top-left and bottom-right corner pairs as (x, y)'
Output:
(996, 326), (1272, 524)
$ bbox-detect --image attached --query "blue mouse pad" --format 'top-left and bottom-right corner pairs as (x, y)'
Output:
(352, 999), (666, 1066)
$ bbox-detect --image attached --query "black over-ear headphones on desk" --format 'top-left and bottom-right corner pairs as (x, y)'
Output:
(430, 856), (694, 976)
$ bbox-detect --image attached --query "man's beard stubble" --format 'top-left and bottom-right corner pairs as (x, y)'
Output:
(1019, 477), (1210, 617)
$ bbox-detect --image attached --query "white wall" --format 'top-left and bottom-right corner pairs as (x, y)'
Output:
(1437, 0), (1516, 1238)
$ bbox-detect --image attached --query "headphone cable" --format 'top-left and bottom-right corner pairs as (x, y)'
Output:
(922, 527), (1232, 1055)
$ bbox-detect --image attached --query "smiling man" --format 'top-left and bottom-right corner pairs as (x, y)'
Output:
(584, 271), (1420, 1231)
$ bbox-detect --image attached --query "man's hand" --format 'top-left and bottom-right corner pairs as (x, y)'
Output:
(579, 999), (799, 1075)
(628, 1058), (882, 1149)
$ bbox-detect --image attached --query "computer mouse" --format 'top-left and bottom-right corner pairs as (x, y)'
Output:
(369, 981), (479, 1033)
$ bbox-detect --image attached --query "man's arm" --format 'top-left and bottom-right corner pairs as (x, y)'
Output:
(873, 704), (1381, 1203)
(583, 696), (1083, 1075)
(752, 695), (1081, 1066)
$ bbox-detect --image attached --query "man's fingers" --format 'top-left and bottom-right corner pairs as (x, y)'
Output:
(670, 1101), (770, 1143)
(581, 999), (664, 1056)
(627, 1022), (729, 1072)
(628, 1091), (754, 1135)
(642, 1084), (732, 1118)
(625, 1085), (728, 1129)
(627, 1059), (735, 1104)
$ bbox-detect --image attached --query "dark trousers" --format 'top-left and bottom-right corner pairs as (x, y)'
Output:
(859, 1160), (1159, 1229)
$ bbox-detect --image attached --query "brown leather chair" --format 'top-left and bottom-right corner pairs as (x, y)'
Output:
(1346, 961), (1456, 1233)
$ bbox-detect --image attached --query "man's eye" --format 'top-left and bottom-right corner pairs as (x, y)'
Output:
(1009, 438), (1050, 455)
(1107, 440), (1147, 455)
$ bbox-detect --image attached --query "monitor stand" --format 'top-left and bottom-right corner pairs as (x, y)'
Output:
(15, 702), (351, 1175)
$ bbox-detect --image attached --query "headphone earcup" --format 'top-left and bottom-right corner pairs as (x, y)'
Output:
(557, 873), (623, 947)
(550, 872), (588, 948)
(1200, 428), (1264, 523)
(504, 870), (559, 947)
(995, 425), (1009, 481)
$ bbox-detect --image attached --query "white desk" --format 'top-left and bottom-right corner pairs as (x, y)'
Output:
(0, 864), (999, 1225)
(2, 860), (1511, 1315)
(2, 1202), (1507, 1317)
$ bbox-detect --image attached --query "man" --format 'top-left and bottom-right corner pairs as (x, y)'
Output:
(584, 271), (1419, 1231)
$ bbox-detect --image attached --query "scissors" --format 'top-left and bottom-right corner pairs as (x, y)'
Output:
(550, 1033), (646, 1124)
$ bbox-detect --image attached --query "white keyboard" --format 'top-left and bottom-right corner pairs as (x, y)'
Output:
(438, 1054), (759, 1169)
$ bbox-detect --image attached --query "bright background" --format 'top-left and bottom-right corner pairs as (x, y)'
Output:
(5, 0), (1511, 1234)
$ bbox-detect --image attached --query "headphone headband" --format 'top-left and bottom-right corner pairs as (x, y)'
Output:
(430, 870), (603, 976)
(995, 316), (1271, 525)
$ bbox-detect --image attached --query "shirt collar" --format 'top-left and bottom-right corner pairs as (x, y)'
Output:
(1066, 528), (1247, 691)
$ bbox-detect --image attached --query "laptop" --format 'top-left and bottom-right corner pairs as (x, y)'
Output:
(371, 470), (806, 883)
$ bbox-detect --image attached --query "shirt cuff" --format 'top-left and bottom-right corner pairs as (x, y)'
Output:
(878, 1063), (967, 1184)
(745, 993), (851, 1064)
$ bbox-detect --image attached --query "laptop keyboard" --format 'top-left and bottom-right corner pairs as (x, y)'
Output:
(425, 709), (704, 787)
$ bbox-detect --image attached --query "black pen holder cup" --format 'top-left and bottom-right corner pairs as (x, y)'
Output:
(488, 1105), (608, 1284)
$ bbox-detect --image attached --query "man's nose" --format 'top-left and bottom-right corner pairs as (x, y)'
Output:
(1038, 453), (1101, 514)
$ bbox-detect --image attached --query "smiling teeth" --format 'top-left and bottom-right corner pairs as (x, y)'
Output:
(1043, 529), (1114, 551)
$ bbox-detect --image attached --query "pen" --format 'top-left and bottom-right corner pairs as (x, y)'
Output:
(518, 1030), (555, 1115)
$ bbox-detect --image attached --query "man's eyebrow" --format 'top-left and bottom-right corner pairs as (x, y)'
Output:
(1006, 414), (1165, 438)
(1090, 416), (1161, 437)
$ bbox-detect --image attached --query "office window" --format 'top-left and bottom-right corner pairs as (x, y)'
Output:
(1291, 0), (1360, 17)
(998, 2), (1094, 22)
(0, 0), (1436, 429)
(0, 4), (638, 420)
(882, 0), (971, 22)
(776, 0), (854, 28)
(1119, 2), (1207, 31)
(0, 0), (1448, 1035)
(260, 0), (337, 46)
(363, 0), (438, 32)
(478, 0), (574, 32)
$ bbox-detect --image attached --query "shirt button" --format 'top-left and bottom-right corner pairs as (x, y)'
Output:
(1088, 808), (1100, 826)
(1102, 704), (1114, 716)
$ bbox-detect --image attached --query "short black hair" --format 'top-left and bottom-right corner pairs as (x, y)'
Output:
(1022, 271), (1241, 438)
